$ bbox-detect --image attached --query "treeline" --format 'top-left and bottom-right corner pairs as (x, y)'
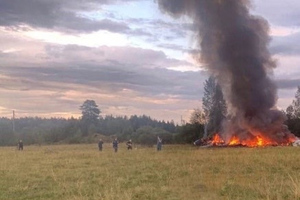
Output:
(284, 86), (300, 137)
(2, 81), (299, 147)
(0, 115), (204, 146)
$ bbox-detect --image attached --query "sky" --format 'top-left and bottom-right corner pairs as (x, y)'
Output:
(0, 0), (299, 123)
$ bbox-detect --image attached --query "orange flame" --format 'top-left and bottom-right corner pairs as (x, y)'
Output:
(238, 135), (276, 147)
(211, 133), (295, 147)
(228, 136), (240, 145)
(211, 134), (225, 145)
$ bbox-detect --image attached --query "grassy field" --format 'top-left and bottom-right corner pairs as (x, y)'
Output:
(1, 144), (300, 200)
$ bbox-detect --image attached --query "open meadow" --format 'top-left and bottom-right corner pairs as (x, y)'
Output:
(1, 144), (300, 200)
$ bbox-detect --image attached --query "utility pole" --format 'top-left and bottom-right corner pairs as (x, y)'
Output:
(12, 110), (15, 133)
(181, 115), (185, 125)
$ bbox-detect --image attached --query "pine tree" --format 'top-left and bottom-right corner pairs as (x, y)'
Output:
(285, 86), (300, 136)
(287, 86), (300, 119)
(80, 100), (101, 135)
(294, 86), (300, 118)
(202, 76), (227, 137)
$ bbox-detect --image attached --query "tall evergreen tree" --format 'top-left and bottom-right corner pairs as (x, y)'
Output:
(202, 77), (215, 122)
(202, 76), (227, 137)
(80, 100), (100, 135)
(286, 86), (300, 119)
(285, 86), (300, 136)
(293, 86), (300, 118)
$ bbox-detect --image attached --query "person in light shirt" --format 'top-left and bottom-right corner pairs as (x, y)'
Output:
(157, 136), (162, 151)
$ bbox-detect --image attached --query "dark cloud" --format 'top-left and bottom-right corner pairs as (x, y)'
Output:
(43, 44), (194, 69)
(127, 28), (153, 37)
(0, 64), (205, 101)
(0, 0), (134, 33)
(0, 0), (191, 46)
(61, 19), (130, 33)
(270, 32), (300, 55)
(0, 44), (205, 101)
(276, 79), (300, 89)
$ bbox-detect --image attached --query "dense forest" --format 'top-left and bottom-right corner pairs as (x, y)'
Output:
(0, 114), (204, 146)
(0, 81), (299, 147)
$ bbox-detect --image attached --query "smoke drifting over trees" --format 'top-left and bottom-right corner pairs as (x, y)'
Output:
(158, 0), (294, 142)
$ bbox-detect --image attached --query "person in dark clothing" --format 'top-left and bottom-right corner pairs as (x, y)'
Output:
(157, 136), (162, 151)
(18, 140), (23, 151)
(126, 139), (133, 150)
(98, 139), (104, 151)
(112, 138), (118, 153)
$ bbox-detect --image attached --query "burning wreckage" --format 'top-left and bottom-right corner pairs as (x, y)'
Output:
(158, 0), (299, 148)
(195, 130), (300, 148)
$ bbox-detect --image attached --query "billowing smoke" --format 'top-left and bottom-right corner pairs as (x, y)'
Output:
(158, 0), (295, 143)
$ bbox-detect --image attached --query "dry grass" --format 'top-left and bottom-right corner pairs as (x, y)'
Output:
(0, 144), (300, 200)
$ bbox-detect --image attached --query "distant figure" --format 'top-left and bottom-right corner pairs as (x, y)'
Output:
(126, 139), (133, 150)
(98, 139), (104, 151)
(18, 140), (23, 151)
(157, 136), (162, 151)
(112, 138), (119, 153)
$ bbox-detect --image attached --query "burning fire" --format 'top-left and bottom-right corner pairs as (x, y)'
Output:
(211, 133), (295, 147)
(211, 134), (225, 145)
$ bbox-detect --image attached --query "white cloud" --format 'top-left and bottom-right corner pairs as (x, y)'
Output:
(24, 29), (129, 47)
(270, 26), (300, 37)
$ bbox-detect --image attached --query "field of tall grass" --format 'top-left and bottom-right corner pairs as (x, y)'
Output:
(0, 144), (300, 200)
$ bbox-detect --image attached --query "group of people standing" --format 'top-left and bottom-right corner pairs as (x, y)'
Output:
(15, 137), (162, 152)
(98, 136), (163, 152)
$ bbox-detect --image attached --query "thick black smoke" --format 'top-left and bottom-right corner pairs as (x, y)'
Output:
(158, 0), (295, 143)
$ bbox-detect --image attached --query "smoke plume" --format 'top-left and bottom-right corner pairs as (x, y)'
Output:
(158, 0), (294, 143)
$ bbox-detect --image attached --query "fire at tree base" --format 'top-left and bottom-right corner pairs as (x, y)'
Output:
(197, 132), (300, 148)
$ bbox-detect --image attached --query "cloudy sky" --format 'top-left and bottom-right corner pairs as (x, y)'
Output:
(0, 0), (299, 123)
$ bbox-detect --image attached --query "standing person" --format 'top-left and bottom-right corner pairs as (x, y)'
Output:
(112, 138), (118, 153)
(126, 139), (133, 150)
(18, 140), (23, 151)
(98, 139), (104, 151)
(157, 136), (162, 151)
